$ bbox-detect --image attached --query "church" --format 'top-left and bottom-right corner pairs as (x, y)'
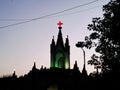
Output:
(50, 21), (70, 69)
(0, 21), (120, 90)
(0, 21), (88, 90)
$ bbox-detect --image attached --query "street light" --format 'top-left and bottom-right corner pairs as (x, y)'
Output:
(76, 42), (87, 75)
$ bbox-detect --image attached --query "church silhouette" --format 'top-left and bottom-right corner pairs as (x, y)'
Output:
(0, 21), (89, 90)
(50, 21), (70, 69)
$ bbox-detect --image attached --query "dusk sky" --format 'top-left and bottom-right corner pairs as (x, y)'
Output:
(0, 0), (109, 76)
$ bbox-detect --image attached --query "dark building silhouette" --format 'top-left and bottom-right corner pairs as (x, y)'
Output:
(0, 21), (90, 90)
(50, 21), (70, 69)
(1, 21), (119, 90)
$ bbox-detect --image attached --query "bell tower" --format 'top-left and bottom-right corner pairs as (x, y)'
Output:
(50, 21), (70, 69)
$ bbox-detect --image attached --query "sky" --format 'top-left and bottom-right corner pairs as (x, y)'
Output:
(0, 0), (110, 76)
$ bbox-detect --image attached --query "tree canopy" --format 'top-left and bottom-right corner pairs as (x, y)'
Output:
(82, 0), (120, 73)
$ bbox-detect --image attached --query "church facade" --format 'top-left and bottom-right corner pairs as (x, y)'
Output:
(50, 21), (70, 69)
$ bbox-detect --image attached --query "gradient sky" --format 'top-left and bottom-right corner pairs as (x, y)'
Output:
(0, 0), (110, 76)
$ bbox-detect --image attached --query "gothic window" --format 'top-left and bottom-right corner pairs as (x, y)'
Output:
(55, 52), (65, 68)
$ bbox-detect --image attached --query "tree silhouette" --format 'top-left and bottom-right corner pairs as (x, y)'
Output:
(83, 0), (120, 73)
(88, 54), (102, 74)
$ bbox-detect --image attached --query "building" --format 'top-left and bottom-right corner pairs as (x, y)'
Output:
(0, 21), (119, 90)
(50, 21), (70, 69)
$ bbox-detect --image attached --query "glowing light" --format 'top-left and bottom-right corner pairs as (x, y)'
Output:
(57, 21), (63, 27)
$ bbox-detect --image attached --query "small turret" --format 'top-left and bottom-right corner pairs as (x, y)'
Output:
(65, 35), (69, 47)
(73, 61), (79, 70)
(12, 70), (17, 78)
(32, 62), (36, 71)
(51, 36), (55, 46)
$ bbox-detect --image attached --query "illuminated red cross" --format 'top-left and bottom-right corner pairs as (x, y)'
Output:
(57, 21), (63, 27)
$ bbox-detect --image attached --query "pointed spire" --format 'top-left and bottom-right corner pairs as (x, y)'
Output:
(34, 62), (36, 68)
(32, 62), (36, 70)
(67, 35), (68, 38)
(56, 26), (64, 47)
(65, 35), (69, 46)
(73, 60), (79, 70)
(51, 36), (55, 46)
(58, 29), (62, 36)
(13, 70), (16, 76)
(12, 70), (17, 78)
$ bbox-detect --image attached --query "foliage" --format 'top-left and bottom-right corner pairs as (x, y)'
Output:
(83, 0), (120, 73)
(88, 54), (102, 73)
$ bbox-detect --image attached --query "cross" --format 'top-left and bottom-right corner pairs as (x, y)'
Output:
(57, 21), (63, 27)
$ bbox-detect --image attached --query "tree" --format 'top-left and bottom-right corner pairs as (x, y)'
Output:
(88, 54), (102, 74)
(83, 0), (120, 73)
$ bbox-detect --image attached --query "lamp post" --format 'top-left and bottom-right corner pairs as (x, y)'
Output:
(81, 48), (86, 70)
(76, 42), (87, 75)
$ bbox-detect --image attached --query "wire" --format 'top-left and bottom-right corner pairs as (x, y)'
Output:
(0, 5), (102, 22)
(0, 0), (99, 22)
(49, 5), (102, 18)
(0, 5), (102, 21)
(0, 0), (99, 29)
(0, 19), (31, 21)
(0, 5), (103, 21)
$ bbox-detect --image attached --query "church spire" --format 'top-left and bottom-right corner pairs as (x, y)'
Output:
(65, 35), (69, 47)
(73, 60), (79, 70)
(56, 21), (64, 48)
(32, 62), (36, 70)
(50, 21), (70, 69)
(12, 70), (17, 78)
(51, 36), (55, 46)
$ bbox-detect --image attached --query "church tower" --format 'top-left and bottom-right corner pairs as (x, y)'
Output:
(50, 21), (70, 69)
